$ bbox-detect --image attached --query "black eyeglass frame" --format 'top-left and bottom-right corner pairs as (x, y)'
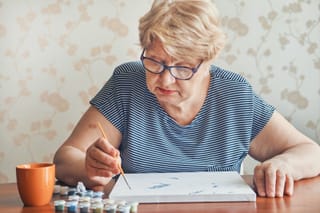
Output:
(140, 48), (202, 80)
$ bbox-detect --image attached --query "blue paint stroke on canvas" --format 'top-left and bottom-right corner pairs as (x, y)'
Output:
(211, 182), (218, 188)
(168, 177), (179, 180)
(148, 183), (171, 190)
(189, 190), (203, 195)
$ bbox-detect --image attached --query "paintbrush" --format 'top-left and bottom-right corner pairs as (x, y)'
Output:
(97, 122), (132, 190)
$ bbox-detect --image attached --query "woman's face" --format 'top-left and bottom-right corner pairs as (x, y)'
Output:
(144, 40), (211, 107)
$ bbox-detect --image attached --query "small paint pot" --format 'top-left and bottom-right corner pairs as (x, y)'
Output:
(66, 200), (78, 212)
(103, 198), (115, 205)
(53, 184), (61, 194)
(84, 190), (93, 197)
(76, 191), (86, 197)
(129, 202), (139, 213)
(91, 197), (102, 204)
(68, 187), (77, 196)
(60, 186), (69, 196)
(92, 202), (104, 213)
(79, 202), (91, 213)
(68, 195), (80, 201)
(115, 200), (126, 206)
(79, 196), (91, 203)
(116, 204), (131, 213)
(54, 200), (66, 212)
(104, 203), (117, 213)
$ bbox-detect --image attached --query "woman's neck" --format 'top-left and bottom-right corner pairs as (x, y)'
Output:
(160, 77), (210, 126)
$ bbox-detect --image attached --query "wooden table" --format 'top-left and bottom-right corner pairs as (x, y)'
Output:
(1, 175), (319, 213)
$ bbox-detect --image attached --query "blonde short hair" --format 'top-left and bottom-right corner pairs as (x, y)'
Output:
(139, 0), (226, 63)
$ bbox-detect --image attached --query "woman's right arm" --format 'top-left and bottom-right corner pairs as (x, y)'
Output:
(53, 106), (122, 190)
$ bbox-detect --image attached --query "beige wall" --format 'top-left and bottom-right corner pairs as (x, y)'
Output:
(0, 0), (319, 183)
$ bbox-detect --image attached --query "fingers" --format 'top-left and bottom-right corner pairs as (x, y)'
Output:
(86, 137), (120, 178)
(253, 166), (266, 197)
(254, 162), (294, 198)
(93, 137), (119, 158)
(284, 174), (294, 196)
(274, 170), (285, 197)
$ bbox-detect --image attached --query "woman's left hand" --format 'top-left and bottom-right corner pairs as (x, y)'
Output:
(253, 158), (294, 197)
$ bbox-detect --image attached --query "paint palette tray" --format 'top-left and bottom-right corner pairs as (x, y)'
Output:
(109, 171), (256, 203)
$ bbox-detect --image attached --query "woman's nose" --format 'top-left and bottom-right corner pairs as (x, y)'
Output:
(159, 68), (176, 84)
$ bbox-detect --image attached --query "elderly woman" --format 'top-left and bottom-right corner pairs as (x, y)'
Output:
(54, 0), (320, 197)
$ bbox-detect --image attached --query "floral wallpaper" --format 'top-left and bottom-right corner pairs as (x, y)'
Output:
(0, 0), (319, 183)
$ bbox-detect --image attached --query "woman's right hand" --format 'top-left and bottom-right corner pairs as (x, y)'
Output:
(85, 137), (121, 187)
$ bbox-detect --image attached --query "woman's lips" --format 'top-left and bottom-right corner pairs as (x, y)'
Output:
(158, 87), (176, 95)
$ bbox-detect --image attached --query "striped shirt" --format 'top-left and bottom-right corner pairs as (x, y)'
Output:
(90, 61), (275, 173)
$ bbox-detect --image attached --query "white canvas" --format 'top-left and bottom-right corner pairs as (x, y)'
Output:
(109, 171), (256, 203)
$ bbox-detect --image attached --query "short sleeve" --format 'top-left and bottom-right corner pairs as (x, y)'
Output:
(251, 93), (276, 140)
(90, 72), (126, 134)
(89, 61), (146, 134)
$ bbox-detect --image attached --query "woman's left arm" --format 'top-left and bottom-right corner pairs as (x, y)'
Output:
(249, 110), (320, 197)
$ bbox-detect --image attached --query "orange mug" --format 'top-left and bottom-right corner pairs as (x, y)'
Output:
(16, 163), (55, 206)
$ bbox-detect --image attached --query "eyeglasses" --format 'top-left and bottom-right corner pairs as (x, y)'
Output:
(140, 49), (202, 80)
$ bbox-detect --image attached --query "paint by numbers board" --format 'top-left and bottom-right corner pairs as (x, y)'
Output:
(109, 171), (256, 203)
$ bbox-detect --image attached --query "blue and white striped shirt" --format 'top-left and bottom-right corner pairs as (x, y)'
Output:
(90, 61), (275, 173)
